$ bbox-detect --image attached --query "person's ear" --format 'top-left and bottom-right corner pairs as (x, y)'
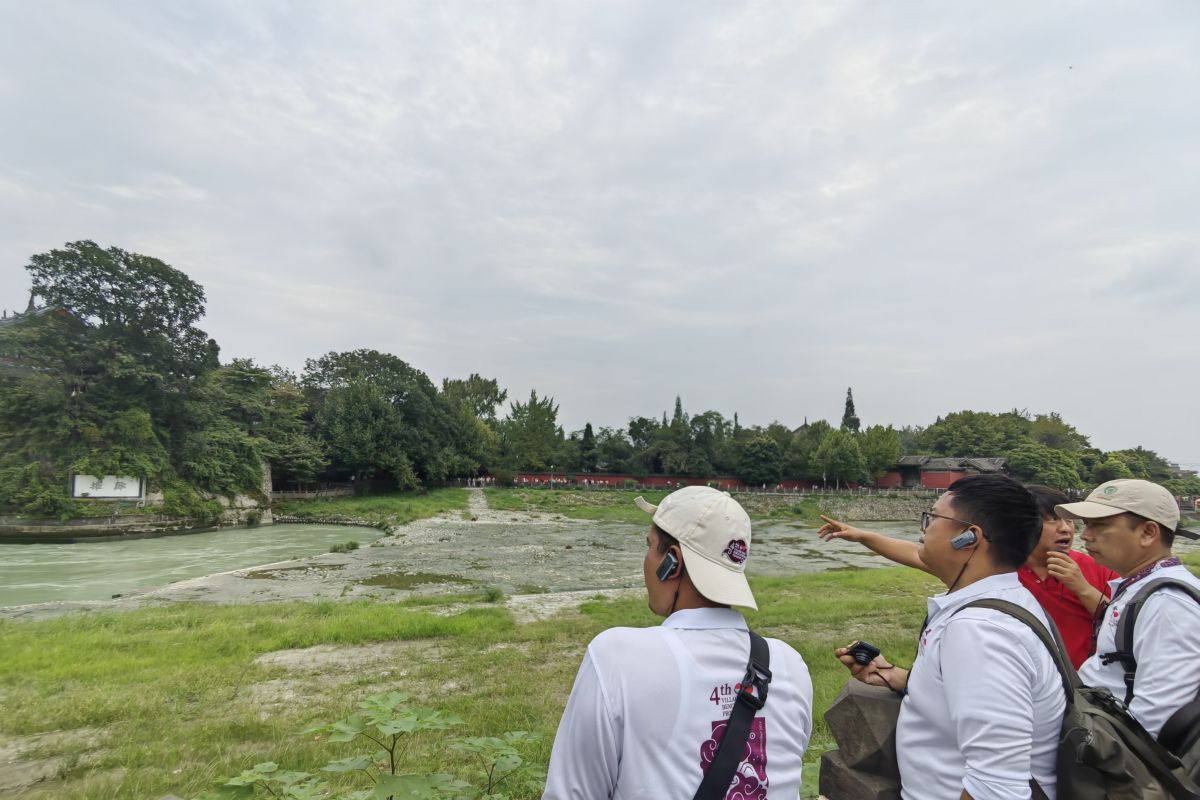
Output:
(670, 545), (683, 576)
(656, 546), (682, 581)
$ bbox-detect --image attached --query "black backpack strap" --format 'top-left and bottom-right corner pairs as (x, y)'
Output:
(954, 598), (1080, 700)
(1104, 578), (1200, 706)
(693, 630), (771, 800)
(1160, 696), (1200, 757)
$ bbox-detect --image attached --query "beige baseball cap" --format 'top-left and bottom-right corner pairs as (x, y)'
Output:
(635, 486), (758, 609)
(1056, 479), (1198, 540)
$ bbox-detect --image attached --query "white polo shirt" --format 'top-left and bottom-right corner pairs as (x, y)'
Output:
(1078, 563), (1200, 739)
(897, 572), (1065, 800)
(542, 607), (813, 800)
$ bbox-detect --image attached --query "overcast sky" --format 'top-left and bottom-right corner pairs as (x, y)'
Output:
(2, 2), (1198, 467)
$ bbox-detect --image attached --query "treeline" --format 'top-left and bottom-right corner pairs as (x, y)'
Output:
(493, 394), (1198, 496)
(1, 242), (1196, 519)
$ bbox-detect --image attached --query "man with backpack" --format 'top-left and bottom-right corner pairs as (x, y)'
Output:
(1056, 479), (1200, 741)
(543, 486), (814, 799)
(817, 484), (1118, 667)
(835, 474), (1066, 799)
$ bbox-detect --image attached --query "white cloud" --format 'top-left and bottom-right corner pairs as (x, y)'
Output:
(1, 0), (1198, 460)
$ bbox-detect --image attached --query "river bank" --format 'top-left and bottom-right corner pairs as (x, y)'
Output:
(0, 489), (924, 621)
(0, 564), (939, 800)
(3, 489), (1198, 798)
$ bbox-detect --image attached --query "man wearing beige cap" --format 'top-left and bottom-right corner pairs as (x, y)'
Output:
(543, 486), (813, 799)
(1057, 478), (1200, 740)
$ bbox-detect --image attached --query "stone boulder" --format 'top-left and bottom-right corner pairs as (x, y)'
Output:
(818, 679), (903, 799)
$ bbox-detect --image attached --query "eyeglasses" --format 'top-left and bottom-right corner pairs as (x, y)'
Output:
(920, 510), (976, 532)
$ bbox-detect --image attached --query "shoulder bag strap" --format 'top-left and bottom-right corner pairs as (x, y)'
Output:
(693, 630), (771, 800)
(954, 598), (1080, 699)
(1113, 578), (1200, 748)
(1110, 578), (1200, 705)
(954, 599), (1079, 800)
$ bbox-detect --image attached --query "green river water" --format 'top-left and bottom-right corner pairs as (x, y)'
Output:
(0, 524), (381, 607)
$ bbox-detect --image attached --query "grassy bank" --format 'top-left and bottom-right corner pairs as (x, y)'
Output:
(9, 560), (1196, 799)
(482, 488), (826, 524)
(482, 488), (669, 523)
(0, 568), (939, 800)
(273, 487), (469, 528)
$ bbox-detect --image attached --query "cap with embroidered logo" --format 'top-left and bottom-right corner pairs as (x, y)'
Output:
(634, 486), (757, 609)
(1055, 479), (1198, 540)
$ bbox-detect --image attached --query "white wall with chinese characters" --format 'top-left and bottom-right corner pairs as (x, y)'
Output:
(71, 475), (144, 499)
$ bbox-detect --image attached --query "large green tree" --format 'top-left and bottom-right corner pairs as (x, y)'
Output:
(303, 350), (455, 484)
(813, 429), (867, 488)
(841, 388), (861, 432)
(1029, 412), (1090, 451)
(921, 410), (1031, 456)
(441, 374), (508, 422)
(738, 435), (783, 485)
(593, 427), (634, 473)
(0, 243), (269, 516)
(860, 425), (902, 479)
(1007, 442), (1086, 489)
(579, 423), (597, 473)
(316, 381), (417, 491)
(785, 420), (833, 481)
(26, 240), (219, 382)
(500, 390), (561, 471)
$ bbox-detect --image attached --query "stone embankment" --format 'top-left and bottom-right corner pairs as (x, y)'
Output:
(732, 493), (931, 521)
(0, 514), (225, 544)
(816, 495), (931, 521)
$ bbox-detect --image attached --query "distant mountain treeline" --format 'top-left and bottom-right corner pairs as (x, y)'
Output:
(2, 241), (1196, 519)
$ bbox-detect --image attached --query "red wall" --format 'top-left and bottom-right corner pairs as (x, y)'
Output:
(918, 471), (962, 489)
(508, 470), (965, 490)
(514, 472), (744, 489)
(876, 472), (904, 489)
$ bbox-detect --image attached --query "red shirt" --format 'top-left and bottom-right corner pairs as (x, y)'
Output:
(1018, 550), (1120, 668)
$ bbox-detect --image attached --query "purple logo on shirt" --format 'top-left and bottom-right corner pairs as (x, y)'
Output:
(700, 717), (767, 799)
(722, 540), (748, 565)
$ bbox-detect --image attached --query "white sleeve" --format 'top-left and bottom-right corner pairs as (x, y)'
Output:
(542, 649), (621, 800)
(941, 617), (1039, 800)
(1129, 592), (1200, 739)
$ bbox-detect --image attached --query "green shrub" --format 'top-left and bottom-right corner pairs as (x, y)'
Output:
(0, 462), (78, 519)
(161, 479), (222, 523)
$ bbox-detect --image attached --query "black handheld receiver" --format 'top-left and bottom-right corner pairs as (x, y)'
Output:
(655, 552), (679, 581)
(848, 640), (881, 665)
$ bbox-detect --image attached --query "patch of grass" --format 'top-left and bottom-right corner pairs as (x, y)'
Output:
(328, 539), (359, 554)
(483, 489), (669, 523)
(482, 487), (838, 524)
(358, 571), (477, 590)
(0, 567), (935, 799)
(243, 564), (345, 579)
(758, 498), (824, 523)
(274, 488), (469, 527)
